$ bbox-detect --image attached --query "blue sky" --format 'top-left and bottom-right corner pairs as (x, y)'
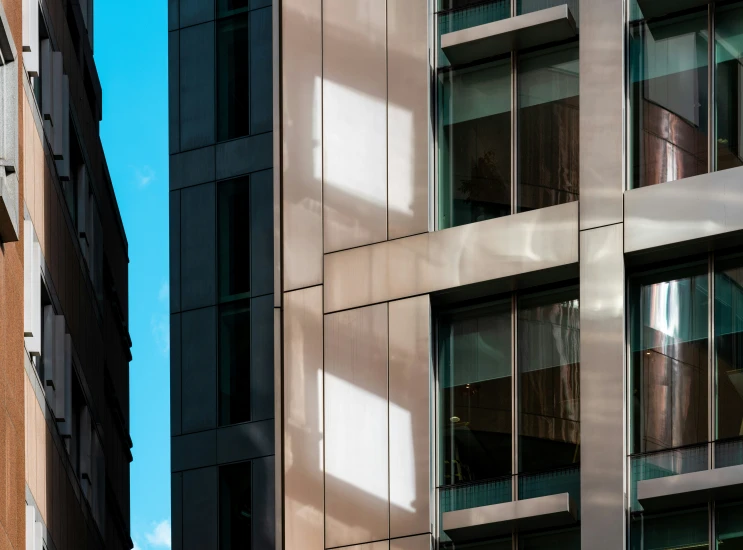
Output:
(94, 2), (171, 550)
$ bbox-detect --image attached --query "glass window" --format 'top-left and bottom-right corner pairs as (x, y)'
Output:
(518, 43), (579, 212)
(218, 0), (251, 18)
(438, 58), (512, 229)
(519, 527), (580, 550)
(219, 461), (252, 550)
(218, 14), (251, 141)
(517, 0), (579, 22)
(437, 0), (511, 68)
(439, 301), (513, 487)
(716, 501), (743, 547)
(219, 177), (250, 300)
(219, 301), (250, 426)
(716, 4), (743, 173)
(629, 11), (709, 188)
(715, 256), (743, 442)
(630, 264), (709, 454)
(630, 508), (709, 550)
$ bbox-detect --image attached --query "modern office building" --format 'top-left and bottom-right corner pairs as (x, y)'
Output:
(0, 0), (133, 550)
(171, 0), (743, 549)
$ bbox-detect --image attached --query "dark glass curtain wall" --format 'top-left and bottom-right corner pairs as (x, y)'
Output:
(219, 177), (251, 300)
(219, 301), (251, 426)
(218, 14), (251, 141)
(219, 462), (252, 550)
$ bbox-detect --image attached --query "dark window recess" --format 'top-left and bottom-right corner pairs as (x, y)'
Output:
(64, 124), (84, 227)
(218, 0), (251, 18)
(219, 177), (251, 300)
(219, 301), (251, 426)
(219, 461), (252, 550)
(218, 14), (251, 141)
(84, 66), (98, 119)
(66, 2), (81, 61)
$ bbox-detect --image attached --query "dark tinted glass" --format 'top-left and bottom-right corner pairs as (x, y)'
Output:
(218, 14), (251, 141)
(630, 265), (709, 454)
(518, 43), (579, 212)
(716, 501), (743, 547)
(439, 301), (512, 486)
(519, 527), (580, 549)
(219, 301), (251, 425)
(218, 0), (250, 18)
(715, 3), (743, 172)
(219, 177), (250, 299)
(630, 508), (708, 550)
(219, 461), (252, 550)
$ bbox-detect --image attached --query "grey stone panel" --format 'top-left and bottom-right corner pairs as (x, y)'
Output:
(181, 306), (217, 433)
(216, 419), (274, 464)
(170, 146), (216, 190)
(179, 0), (215, 28)
(171, 313), (182, 436)
(169, 0), (179, 31)
(215, 132), (272, 180)
(172, 430), (218, 472)
(252, 456), (276, 550)
(183, 467), (218, 550)
(169, 31), (180, 154)
(180, 183), (216, 311)
(250, 169), (273, 297)
(250, 7), (272, 135)
(180, 22), (215, 151)
(169, 190), (181, 313)
(172, 472), (183, 550)
(250, 294), (273, 421)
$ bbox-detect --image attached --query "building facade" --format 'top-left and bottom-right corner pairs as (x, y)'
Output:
(0, 1), (133, 550)
(171, 0), (743, 549)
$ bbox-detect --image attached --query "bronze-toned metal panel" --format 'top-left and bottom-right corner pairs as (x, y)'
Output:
(323, 0), (388, 253)
(580, 224), (625, 550)
(390, 534), (431, 550)
(325, 303), (389, 548)
(343, 542), (390, 550)
(579, 0), (624, 230)
(274, 306), (283, 548)
(324, 202), (579, 313)
(387, 0), (429, 241)
(389, 296), (432, 539)
(624, 167), (743, 254)
(283, 286), (324, 550)
(282, 0), (323, 291)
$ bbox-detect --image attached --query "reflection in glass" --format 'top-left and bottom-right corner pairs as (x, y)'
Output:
(440, 537), (512, 550)
(518, 289), (580, 475)
(219, 461), (252, 550)
(219, 177), (251, 300)
(439, 301), (512, 487)
(629, 11), (708, 188)
(630, 508), (708, 550)
(716, 501), (743, 548)
(715, 257), (743, 440)
(218, 14), (251, 141)
(716, 437), (743, 468)
(518, 43), (579, 212)
(519, 466), (580, 512)
(630, 266), (709, 454)
(219, 301), (251, 426)
(715, 3), (743, 172)
(438, 59), (511, 229)
(440, 476), (512, 512)
(438, 1), (511, 68)
(218, 0), (250, 18)
(519, 527), (580, 549)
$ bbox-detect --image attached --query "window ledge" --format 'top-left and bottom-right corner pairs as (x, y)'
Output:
(441, 5), (577, 66)
(638, 464), (743, 512)
(443, 492), (577, 542)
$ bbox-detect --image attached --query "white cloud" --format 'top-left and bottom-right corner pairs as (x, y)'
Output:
(133, 165), (156, 188)
(133, 542), (142, 550)
(158, 280), (169, 303)
(151, 314), (170, 356)
(145, 520), (172, 548)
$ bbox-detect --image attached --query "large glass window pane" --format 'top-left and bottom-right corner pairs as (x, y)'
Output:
(218, 0), (251, 18)
(438, 59), (511, 229)
(437, 1), (511, 69)
(517, 0), (579, 23)
(218, 14), (250, 141)
(517, 289), (580, 475)
(630, 508), (709, 550)
(439, 301), (512, 489)
(630, 265), (709, 454)
(716, 501), (743, 548)
(716, 4), (743, 173)
(629, 11), (709, 188)
(715, 256), (743, 442)
(219, 461), (252, 550)
(441, 537), (512, 550)
(219, 177), (250, 300)
(519, 527), (580, 550)
(518, 43), (579, 212)
(219, 301), (250, 426)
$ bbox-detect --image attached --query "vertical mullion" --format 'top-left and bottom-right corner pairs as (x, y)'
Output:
(709, 2), (716, 174)
(512, 293), (519, 550)
(709, 252), (716, 468)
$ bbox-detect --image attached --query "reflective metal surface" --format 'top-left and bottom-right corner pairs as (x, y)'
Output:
(281, 0), (323, 291)
(389, 296), (432, 539)
(324, 202), (579, 313)
(637, 463), (743, 512)
(390, 534), (431, 550)
(324, 303), (389, 548)
(282, 286), (324, 550)
(579, 0), (624, 230)
(441, 5), (577, 66)
(579, 224), (625, 550)
(323, 0), (388, 253)
(344, 542), (390, 550)
(624, 167), (743, 254)
(442, 492), (577, 542)
(387, 0), (429, 241)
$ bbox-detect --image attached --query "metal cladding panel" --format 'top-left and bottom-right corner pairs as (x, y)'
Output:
(580, 224), (625, 550)
(324, 202), (579, 312)
(283, 286), (324, 550)
(179, 22), (216, 150)
(391, 534), (431, 550)
(624, 167), (743, 253)
(282, 0), (323, 291)
(323, 0), (388, 253)
(345, 542), (390, 550)
(324, 303), (389, 548)
(579, 0), (624, 230)
(389, 296), (432, 539)
(387, 0), (429, 240)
